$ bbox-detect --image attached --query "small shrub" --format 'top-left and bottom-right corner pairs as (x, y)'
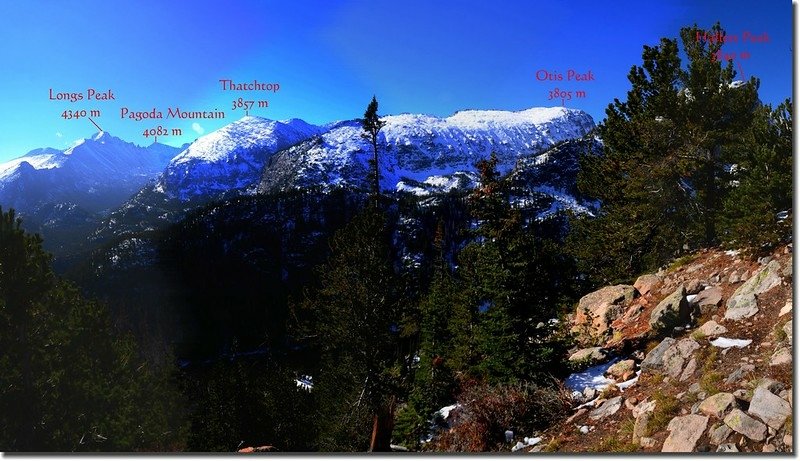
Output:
(646, 390), (680, 436)
(541, 437), (562, 452)
(591, 435), (639, 452)
(774, 322), (788, 342)
(690, 330), (706, 341)
(667, 254), (696, 273)
(430, 381), (570, 452)
(700, 371), (723, 395)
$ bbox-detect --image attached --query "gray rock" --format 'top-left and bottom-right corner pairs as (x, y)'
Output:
(755, 377), (785, 394)
(770, 347), (791, 367)
(699, 393), (736, 419)
(641, 337), (676, 373)
(728, 272), (741, 284)
(784, 434), (792, 447)
(634, 274), (661, 295)
(692, 286), (723, 313)
(569, 347), (608, 364)
(762, 444), (776, 452)
(606, 359), (636, 381)
(650, 286), (690, 334)
(697, 320), (727, 338)
(748, 387), (791, 430)
(572, 285), (638, 345)
(724, 408), (767, 441)
(589, 396), (623, 421)
(725, 364), (755, 385)
(783, 320), (792, 345)
(632, 410), (651, 445)
(662, 338), (700, 378)
(725, 261), (783, 321)
(716, 443), (739, 452)
(679, 357), (697, 381)
(583, 387), (598, 401)
(632, 399), (657, 419)
(709, 422), (733, 445)
(662, 414), (709, 452)
(685, 279), (704, 295)
(639, 437), (657, 448)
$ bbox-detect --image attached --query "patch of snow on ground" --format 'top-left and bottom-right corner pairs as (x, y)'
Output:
(710, 337), (752, 348)
(295, 375), (313, 391)
(565, 357), (620, 392)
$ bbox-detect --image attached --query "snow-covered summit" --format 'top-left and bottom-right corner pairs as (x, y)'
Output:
(0, 133), (181, 215)
(258, 106), (595, 193)
(156, 116), (326, 200)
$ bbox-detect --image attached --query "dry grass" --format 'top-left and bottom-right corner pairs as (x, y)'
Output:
(646, 389), (681, 436)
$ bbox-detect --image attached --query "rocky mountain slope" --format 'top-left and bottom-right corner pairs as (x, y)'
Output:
(0, 133), (182, 254)
(0, 132), (180, 215)
(92, 107), (597, 243)
(526, 245), (793, 453)
(257, 107), (594, 194)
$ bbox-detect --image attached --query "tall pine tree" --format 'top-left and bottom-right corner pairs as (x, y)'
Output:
(300, 207), (407, 451)
(361, 96), (387, 208)
(569, 23), (760, 284)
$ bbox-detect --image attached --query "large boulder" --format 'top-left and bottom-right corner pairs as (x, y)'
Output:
(698, 393), (736, 419)
(650, 286), (690, 335)
(724, 409), (767, 442)
(641, 337), (676, 373)
(589, 396), (623, 421)
(725, 260), (783, 321)
(708, 423), (733, 445)
(634, 274), (661, 295)
(572, 285), (638, 345)
(568, 347), (608, 365)
(748, 387), (791, 430)
(691, 286), (723, 314)
(661, 338), (700, 379)
(662, 415), (708, 452)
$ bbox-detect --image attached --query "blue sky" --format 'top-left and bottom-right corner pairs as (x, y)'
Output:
(0, 0), (792, 161)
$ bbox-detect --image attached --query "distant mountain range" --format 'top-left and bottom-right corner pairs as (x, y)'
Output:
(0, 106), (598, 256)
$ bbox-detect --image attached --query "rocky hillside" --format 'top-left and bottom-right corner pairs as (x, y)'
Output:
(506, 245), (792, 453)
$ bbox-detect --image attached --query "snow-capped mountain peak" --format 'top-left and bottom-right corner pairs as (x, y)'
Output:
(0, 132), (182, 216)
(258, 106), (595, 193)
(156, 116), (327, 200)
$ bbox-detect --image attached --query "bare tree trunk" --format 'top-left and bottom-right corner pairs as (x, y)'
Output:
(372, 140), (380, 208)
(368, 396), (396, 452)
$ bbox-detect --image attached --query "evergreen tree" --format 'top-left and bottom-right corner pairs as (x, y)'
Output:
(720, 99), (793, 252)
(569, 23), (760, 284)
(405, 225), (464, 446)
(300, 207), (406, 451)
(0, 208), (187, 451)
(456, 154), (567, 383)
(361, 96), (387, 207)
